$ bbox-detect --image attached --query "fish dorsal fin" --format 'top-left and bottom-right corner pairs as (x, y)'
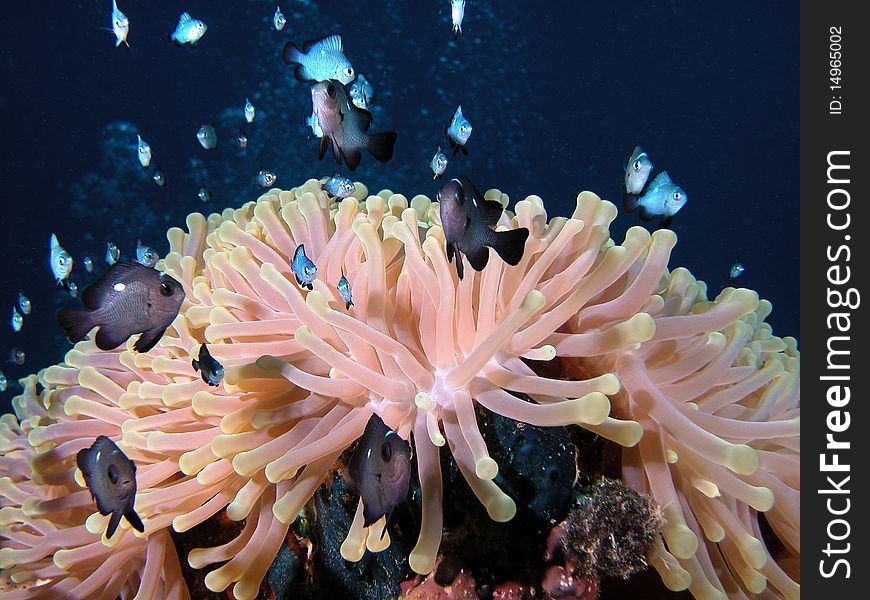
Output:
(345, 104), (374, 132)
(50, 233), (59, 249)
(317, 34), (343, 52)
(305, 34), (342, 54)
(81, 261), (141, 310)
(631, 146), (643, 158)
(479, 199), (504, 227)
(178, 12), (191, 24)
(651, 171), (672, 186)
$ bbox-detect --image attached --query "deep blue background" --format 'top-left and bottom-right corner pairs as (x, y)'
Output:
(0, 1), (798, 410)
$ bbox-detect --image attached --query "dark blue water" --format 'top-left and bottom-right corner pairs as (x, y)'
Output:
(0, 1), (798, 408)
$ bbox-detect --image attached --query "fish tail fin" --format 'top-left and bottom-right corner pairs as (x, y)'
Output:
(57, 308), (96, 344)
(490, 227), (530, 267)
(282, 41), (304, 66)
(364, 131), (397, 164)
(191, 359), (199, 371)
(125, 509), (145, 533)
(622, 192), (639, 213)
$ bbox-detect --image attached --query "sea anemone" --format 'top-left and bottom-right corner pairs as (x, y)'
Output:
(0, 178), (798, 599)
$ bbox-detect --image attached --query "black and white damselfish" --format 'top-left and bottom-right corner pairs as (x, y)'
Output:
(348, 414), (412, 527)
(438, 176), (530, 280)
(57, 262), (185, 353)
(76, 435), (144, 538)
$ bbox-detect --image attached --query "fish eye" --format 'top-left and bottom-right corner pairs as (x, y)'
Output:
(107, 463), (119, 484)
(344, 67), (354, 77)
(114, 18), (123, 28)
(633, 160), (641, 171)
(673, 192), (682, 200)
(160, 281), (175, 296)
(381, 441), (392, 462)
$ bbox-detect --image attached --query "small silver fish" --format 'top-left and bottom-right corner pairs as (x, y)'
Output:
(11, 307), (23, 333)
(306, 110), (323, 138)
(198, 186), (213, 203)
(192, 344), (224, 387)
(292, 244), (317, 290)
(257, 169), (277, 188)
(337, 272), (353, 310)
(18, 293), (31, 315)
(136, 134), (152, 169)
(196, 125), (217, 150)
(84, 256), (96, 276)
(76, 435), (144, 538)
(450, 0), (466, 39)
(237, 127), (248, 150)
(430, 145), (448, 179)
(282, 34), (355, 84)
(323, 172), (355, 198)
(244, 98), (256, 124)
(152, 167), (166, 187)
(348, 74), (374, 110)
(50, 233), (74, 289)
(273, 6), (286, 31)
(729, 261), (745, 281)
(446, 105), (472, 155)
(628, 171), (687, 229)
(170, 12), (207, 46)
(0, 370), (7, 392)
(624, 146), (653, 195)
(111, 0), (130, 48)
(106, 242), (120, 266)
(136, 238), (159, 268)
(68, 282), (79, 299)
(8, 348), (25, 366)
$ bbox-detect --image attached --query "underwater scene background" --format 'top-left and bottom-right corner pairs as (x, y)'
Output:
(0, 2), (798, 599)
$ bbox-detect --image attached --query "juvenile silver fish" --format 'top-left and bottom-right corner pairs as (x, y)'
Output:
(450, 0), (466, 39)
(256, 169), (277, 188)
(18, 293), (31, 315)
(136, 134), (152, 169)
(171, 12), (207, 46)
(629, 171), (687, 229)
(8, 348), (25, 366)
(84, 256), (96, 276)
(244, 98), (255, 124)
(11, 307), (23, 333)
(152, 167), (166, 187)
(282, 34), (355, 84)
(348, 74), (374, 110)
(136, 238), (159, 268)
(306, 110), (323, 138)
(323, 172), (355, 198)
(273, 6), (286, 31)
(430, 145), (448, 179)
(50, 233), (73, 289)
(196, 124), (217, 149)
(198, 186), (213, 203)
(445, 105), (472, 155)
(0, 370), (7, 392)
(111, 0), (130, 48)
(729, 261), (745, 281)
(105, 242), (120, 266)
